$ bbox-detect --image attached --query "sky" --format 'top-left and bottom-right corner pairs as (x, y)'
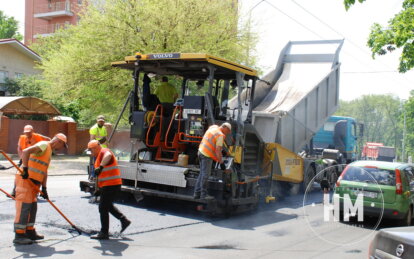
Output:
(1, 0), (413, 101)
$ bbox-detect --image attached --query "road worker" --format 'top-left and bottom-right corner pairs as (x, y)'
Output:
(17, 125), (51, 160)
(11, 125), (50, 197)
(87, 140), (131, 240)
(13, 133), (67, 245)
(154, 76), (178, 116)
(193, 122), (231, 200)
(90, 115), (108, 148)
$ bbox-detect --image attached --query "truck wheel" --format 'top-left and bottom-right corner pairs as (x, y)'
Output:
(302, 166), (315, 193)
(287, 166), (315, 196)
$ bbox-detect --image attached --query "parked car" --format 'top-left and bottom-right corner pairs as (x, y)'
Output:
(369, 226), (414, 258)
(335, 160), (414, 226)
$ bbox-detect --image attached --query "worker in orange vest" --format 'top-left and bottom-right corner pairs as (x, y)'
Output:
(17, 125), (50, 159)
(13, 133), (67, 245)
(87, 140), (131, 240)
(193, 122), (232, 200)
(10, 125), (50, 198)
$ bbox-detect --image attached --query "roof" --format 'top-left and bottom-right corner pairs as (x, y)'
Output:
(112, 53), (258, 80)
(0, 39), (41, 61)
(0, 96), (61, 115)
(349, 160), (407, 170)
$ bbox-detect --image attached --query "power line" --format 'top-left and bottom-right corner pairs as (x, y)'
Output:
(288, 0), (414, 87)
(343, 71), (400, 74)
(262, 0), (326, 39)
(248, 0), (265, 14)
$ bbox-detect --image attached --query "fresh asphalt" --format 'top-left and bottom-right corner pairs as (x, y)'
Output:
(0, 165), (397, 258)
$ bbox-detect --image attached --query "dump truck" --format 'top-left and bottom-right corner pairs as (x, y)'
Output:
(361, 142), (396, 162)
(80, 40), (346, 214)
(313, 116), (363, 163)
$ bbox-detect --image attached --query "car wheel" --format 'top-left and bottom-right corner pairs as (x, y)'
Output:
(400, 207), (412, 226)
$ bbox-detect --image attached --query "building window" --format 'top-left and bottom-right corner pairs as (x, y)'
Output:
(15, 72), (24, 79)
(0, 71), (9, 84)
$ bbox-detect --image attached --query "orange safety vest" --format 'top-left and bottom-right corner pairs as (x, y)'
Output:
(95, 148), (122, 188)
(19, 133), (47, 150)
(198, 125), (224, 162)
(28, 142), (52, 184)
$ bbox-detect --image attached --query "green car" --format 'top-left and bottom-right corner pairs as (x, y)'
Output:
(334, 160), (414, 226)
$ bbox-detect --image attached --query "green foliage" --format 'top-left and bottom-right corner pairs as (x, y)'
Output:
(344, 0), (414, 72)
(343, 0), (367, 10)
(336, 94), (403, 158)
(0, 10), (22, 40)
(403, 91), (414, 158)
(33, 0), (257, 125)
(5, 75), (81, 122)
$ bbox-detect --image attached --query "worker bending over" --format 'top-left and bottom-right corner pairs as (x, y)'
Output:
(194, 123), (231, 200)
(87, 140), (131, 240)
(11, 125), (50, 198)
(13, 133), (67, 245)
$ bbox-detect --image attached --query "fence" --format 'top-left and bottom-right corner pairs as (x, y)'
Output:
(0, 116), (130, 155)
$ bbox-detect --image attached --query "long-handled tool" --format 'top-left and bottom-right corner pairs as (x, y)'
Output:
(0, 187), (15, 200)
(0, 164), (14, 170)
(0, 150), (82, 235)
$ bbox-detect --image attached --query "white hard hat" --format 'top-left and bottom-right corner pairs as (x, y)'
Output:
(221, 122), (231, 131)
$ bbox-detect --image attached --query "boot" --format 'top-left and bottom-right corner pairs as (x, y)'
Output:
(26, 229), (44, 240)
(120, 217), (131, 233)
(90, 232), (109, 240)
(13, 233), (33, 245)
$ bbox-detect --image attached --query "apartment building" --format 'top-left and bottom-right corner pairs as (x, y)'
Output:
(25, 0), (84, 44)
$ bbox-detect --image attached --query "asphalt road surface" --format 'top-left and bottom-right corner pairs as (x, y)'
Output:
(0, 174), (399, 259)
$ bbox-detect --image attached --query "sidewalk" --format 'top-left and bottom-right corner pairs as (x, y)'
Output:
(0, 155), (89, 177)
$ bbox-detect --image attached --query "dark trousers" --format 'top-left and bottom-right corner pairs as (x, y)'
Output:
(194, 152), (213, 197)
(99, 185), (125, 234)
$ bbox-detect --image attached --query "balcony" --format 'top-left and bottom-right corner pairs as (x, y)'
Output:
(33, 23), (70, 38)
(34, 1), (74, 20)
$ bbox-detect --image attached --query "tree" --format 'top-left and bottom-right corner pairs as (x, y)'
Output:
(0, 10), (23, 40)
(343, 0), (414, 72)
(403, 91), (414, 159)
(6, 75), (81, 121)
(33, 0), (257, 125)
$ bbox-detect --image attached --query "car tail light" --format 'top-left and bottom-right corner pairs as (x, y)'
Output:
(395, 169), (403, 195)
(336, 166), (349, 187)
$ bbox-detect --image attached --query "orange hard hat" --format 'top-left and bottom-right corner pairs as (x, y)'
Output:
(87, 140), (100, 149)
(54, 133), (68, 148)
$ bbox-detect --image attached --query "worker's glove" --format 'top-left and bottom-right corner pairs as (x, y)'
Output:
(40, 187), (49, 200)
(98, 137), (107, 144)
(22, 167), (29, 179)
(17, 159), (22, 167)
(220, 163), (226, 170)
(94, 165), (104, 176)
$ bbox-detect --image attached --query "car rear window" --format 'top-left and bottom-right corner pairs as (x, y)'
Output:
(343, 166), (396, 186)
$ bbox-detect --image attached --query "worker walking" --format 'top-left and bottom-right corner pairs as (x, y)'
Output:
(10, 125), (50, 198)
(13, 133), (68, 245)
(193, 123), (232, 200)
(87, 140), (131, 240)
